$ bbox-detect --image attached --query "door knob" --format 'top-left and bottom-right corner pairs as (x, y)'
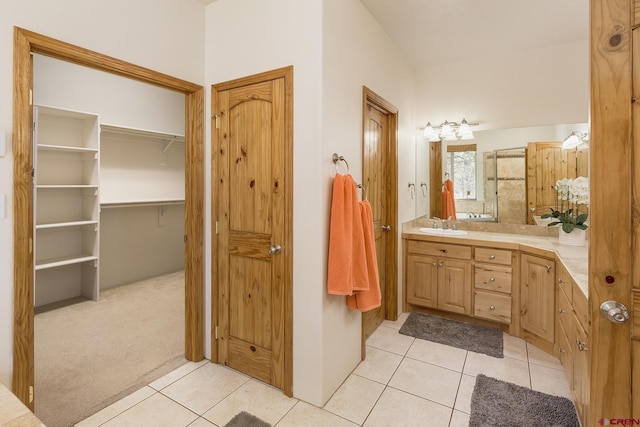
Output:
(600, 300), (630, 324)
(269, 244), (282, 255)
(382, 225), (391, 231)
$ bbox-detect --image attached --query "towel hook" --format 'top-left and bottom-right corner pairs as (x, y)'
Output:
(332, 153), (350, 174)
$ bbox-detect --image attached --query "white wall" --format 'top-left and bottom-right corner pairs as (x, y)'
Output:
(416, 40), (589, 131)
(0, 0), (205, 389)
(322, 0), (416, 403)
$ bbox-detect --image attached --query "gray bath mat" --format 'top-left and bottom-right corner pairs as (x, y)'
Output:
(225, 411), (271, 427)
(399, 312), (503, 358)
(470, 374), (579, 427)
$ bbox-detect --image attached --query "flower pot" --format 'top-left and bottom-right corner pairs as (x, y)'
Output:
(558, 228), (586, 246)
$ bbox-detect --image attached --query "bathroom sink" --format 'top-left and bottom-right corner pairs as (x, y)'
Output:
(418, 228), (468, 236)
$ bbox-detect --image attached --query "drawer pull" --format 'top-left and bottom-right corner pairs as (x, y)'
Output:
(558, 278), (566, 284)
(558, 309), (567, 314)
(576, 339), (589, 352)
(546, 264), (553, 272)
(489, 277), (496, 282)
(489, 305), (495, 310)
(440, 249), (447, 254)
(489, 255), (495, 260)
(558, 347), (566, 353)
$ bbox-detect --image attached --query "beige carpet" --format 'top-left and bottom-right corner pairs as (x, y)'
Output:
(34, 270), (187, 427)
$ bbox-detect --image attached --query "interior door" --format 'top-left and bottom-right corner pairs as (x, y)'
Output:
(361, 87), (398, 350)
(213, 67), (292, 394)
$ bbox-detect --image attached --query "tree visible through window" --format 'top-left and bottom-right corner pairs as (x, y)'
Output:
(446, 147), (476, 200)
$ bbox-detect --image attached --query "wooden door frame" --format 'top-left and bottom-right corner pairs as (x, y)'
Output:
(429, 141), (442, 219)
(12, 27), (205, 408)
(210, 66), (294, 396)
(362, 86), (398, 326)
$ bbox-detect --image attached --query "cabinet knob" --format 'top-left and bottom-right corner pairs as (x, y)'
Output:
(432, 262), (437, 267)
(576, 339), (589, 352)
(489, 305), (495, 310)
(489, 277), (496, 282)
(558, 278), (566, 284)
(489, 255), (495, 260)
(558, 347), (566, 353)
(546, 264), (552, 272)
(558, 309), (567, 314)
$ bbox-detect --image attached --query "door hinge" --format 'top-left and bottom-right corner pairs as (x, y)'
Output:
(184, 235), (188, 243)
(29, 237), (33, 254)
(214, 114), (220, 129)
(29, 385), (34, 403)
(215, 325), (219, 340)
(29, 89), (33, 106)
(215, 221), (218, 235)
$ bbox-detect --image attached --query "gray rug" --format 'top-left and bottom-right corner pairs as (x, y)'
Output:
(225, 411), (271, 427)
(470, 374), (579, 427)
(399, 312), (503, 358)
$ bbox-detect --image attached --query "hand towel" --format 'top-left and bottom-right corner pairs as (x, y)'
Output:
(442, 179), (457, 220)
(347, 199), (381, 312)
(327, 174), (369, 295)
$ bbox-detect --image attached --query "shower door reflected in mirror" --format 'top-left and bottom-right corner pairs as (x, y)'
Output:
(486, 147), (527, 224)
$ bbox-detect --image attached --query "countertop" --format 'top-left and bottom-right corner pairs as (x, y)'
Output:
(402, 227), (588, 297)
(0, 382), (45, 426)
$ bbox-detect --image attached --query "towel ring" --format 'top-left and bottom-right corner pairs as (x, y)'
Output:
(357, 183), (367, 200)
(332, 153), (350, 174)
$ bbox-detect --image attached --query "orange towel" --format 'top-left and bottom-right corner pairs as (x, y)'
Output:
(346, 200), (381, 312)
(327, 174), (368, 295)
(442, 179), (457, 220)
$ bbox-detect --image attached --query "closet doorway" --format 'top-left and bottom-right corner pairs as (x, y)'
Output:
(12, 28), (205, 410)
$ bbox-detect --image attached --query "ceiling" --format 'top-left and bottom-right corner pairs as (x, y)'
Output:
(359, 0), (589, 70)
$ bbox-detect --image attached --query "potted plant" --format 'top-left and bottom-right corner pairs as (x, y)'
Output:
(541, 177), (589, 245)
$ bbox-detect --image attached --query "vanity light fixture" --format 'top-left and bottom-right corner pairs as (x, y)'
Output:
(422, 119), (478, 141)
(562, 131), (589, 150)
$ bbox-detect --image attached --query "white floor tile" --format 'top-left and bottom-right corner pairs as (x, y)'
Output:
(463, 352), (531, 388)
(453, 374), (476, 414)
(100, 393), (198, 427)
(203, 379), (297, 426)
(502, 333), (528, 362)
(75, 386), (156, 427)
(363, 387), (451, 427)
(529, 363), (573, 400)
(276, 401), (359, 427)
(449, 409), (471, 427)
(354, 346), (403, 384)
(323, 374), (385, 425)
(187, 418), (216, 427)
(366, 325), (414, 356)
(149, 359), (209, 391)
(527, 342), (563, 370)
(381, 312), (409, 330)
(388, 357), (461, 407)
(161, 363), (249, 415)
(405, 338), (467, 372)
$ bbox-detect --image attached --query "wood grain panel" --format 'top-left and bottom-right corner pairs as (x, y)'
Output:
(406, 255), (439, 308)
(475, 247), (512, 266)
(520, 254), (555, 343)
(438, 260), (472, 315)
(407, 240), (472, 260)
(590, 0), (633, 420)
(430, 141), (443, 219)
(474, 291), (511, 324)
(227, 337), (271, 384)
(12, 27), (205, 409)
(474, 265), (512, 293)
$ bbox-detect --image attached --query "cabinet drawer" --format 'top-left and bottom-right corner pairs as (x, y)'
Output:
(557, 283), (573, 334)
(474, 291), (512, 324)
(573, 287), (589, 331)
(475, 247), (512, 265)
(407, 240), (471, 260)
(474, 265), (512, 294)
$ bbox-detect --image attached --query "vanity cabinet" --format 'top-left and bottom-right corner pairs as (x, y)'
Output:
(473, 247), (513, 325)
(405, 240), (472, 315)
(520, 253), (555, 345)
(555, 262), (589, 426)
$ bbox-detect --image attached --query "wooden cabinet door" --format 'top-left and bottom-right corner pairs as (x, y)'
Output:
(573, 323), (589, 426)
(520, 254), (555, 343)
(406, 254), (438, 308)
(438, 259), (472, 315)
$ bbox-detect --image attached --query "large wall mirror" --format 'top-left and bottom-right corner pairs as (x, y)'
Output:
(415, 122), (589, 225)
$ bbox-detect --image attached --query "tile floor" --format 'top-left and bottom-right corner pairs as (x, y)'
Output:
(76, 313), (572, 427)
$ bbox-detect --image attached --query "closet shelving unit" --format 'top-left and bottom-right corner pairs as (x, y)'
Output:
(34, 105), (100, 307)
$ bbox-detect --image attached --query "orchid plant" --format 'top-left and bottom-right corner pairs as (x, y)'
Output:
(541, 176), (589, 233)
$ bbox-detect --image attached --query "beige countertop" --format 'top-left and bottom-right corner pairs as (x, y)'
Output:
(0, 382), (45, 426)
(402, 227), (588, 297)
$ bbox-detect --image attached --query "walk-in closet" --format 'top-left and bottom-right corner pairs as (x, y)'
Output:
(32, 54), (187, 427)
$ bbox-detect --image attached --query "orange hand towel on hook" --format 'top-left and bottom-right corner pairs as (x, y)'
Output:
(347, 199), (381, 312)
(327, 174), (368, 295)
(442, 179), (457, 220)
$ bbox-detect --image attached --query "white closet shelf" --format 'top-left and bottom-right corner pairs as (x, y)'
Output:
(36, 220), (98, 229)
(37, 184), (99, 189)
(101, 124), (185, 143)
(101, 199), (185, 208)
(35, 254), (98, 271)
(38, 144), (98, 154)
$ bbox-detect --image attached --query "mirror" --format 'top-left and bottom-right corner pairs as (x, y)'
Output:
(415, 122), (589, 224)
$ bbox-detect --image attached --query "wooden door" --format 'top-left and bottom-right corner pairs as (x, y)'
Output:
(525, 142), (581, 224)
(437, 259), (472, 315)
(212, 67), (293, 394)
(520, 254), (555, 344)
(429, 141), (443, 219)
(361, 87), (398, 348)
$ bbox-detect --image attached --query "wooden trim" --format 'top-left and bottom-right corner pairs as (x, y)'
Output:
(12, 27), (204, 408)
(362, 86), (399, 326)
(211, 66), (294, 396)
(590, 0), (633, 421)
(429, 141), (443, 218)
(446, 143), (477, 152)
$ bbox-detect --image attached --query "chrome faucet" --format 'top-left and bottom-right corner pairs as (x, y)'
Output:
(430, 217), (441, 229)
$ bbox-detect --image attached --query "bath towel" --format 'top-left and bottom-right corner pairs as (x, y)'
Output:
(327, 174), (369, 295)
(347, 199), (382, 312)
(442, 179), (457, 220)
